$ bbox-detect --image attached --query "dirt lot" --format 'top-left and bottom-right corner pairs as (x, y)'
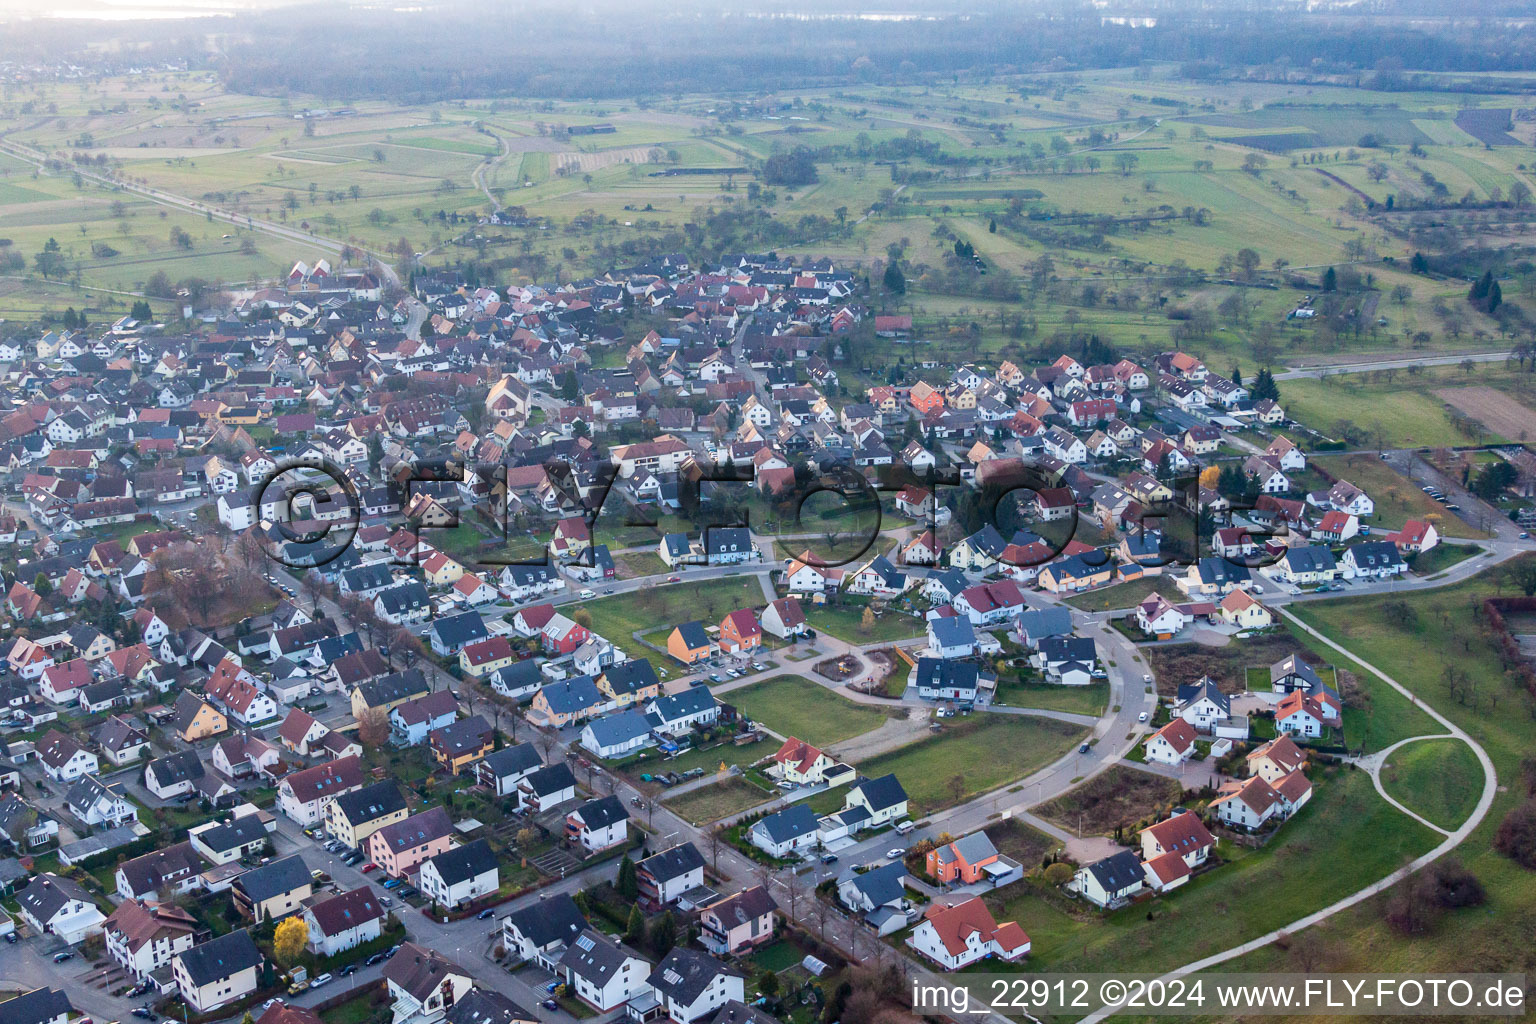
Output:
(1436, 385), (1536, 442)
(1035, 765), (1185, 838)
(1142, 631), (1324, 696)
(982, 817), (1060, 870)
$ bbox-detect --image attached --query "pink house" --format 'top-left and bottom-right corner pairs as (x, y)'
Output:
(367, 806), (454, 879)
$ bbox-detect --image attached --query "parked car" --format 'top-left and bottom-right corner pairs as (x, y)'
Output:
(1078, 743), (1091, 754)
(311, 973), (333, 989)
(340, 964), (358, 977)
(820, 853), (838, 864)
(365, 953), (386, 967)
(541, 1001), (559, 1012)
(131, 1010), (154, 1021)
(53, 952), (74, 964)
(477, 908), (495, 920)
(361, 862), (378, 873)
(1137, 711), (1148, 722)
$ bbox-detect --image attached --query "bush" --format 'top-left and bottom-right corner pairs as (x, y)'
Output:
(1042, 862), (1074, 887)
(1428, 857), (1486, 908)
(1494, 800), (1536, 869)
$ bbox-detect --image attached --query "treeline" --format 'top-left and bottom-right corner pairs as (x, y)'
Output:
(10, 2), (1536, 103)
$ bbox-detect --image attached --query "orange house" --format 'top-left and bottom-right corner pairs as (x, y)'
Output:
(667, 622), (715, 664)
(719, 609), (762, 653)
(925, 832), (1008, 885)
(909, 382), (943, 415)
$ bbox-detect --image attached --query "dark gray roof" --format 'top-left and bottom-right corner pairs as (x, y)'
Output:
(522, 762), (576, 798)
(425, 838), (497, 887)
(851, 773), (907, 813)
(17, 874), (94, 923)
(443, 988), (536, 1024)
(330, 780), (407, 827)
(1085, 849), (1144, 893)
(234, 854), (310, 903)
(753, 803), (817, 844)
(638, 843), (705, 884)
(0, 989), (73, 1024)
(559, 929), (649, 985)
(190, 815), (267, 855)
(647, 948), (742, 1005)
(572, 794), (628, 831)
(842, 860), (906, 907)
(503, 891), (588, 949)
(481, 743), (541, 779)
(175, 929), (262, 987)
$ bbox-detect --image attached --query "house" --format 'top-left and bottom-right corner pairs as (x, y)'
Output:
(645, 948), (745, 1024)
(1385, 519), (1439, 555)
(913, 659), (984, 703)
(645, 688), (720, 736)
(418, 838), (499, 910)
(17, 873), (104, 943)
(698, 886), (777, 955)
(103, 899), (198, 982)
(501, 893), (590, 970)
(835, 773), (908, 833)
(759, 597), (806, 639)
(325, 780), (409, 850)
(1270, 653), (1330, 697)
(1324, 479), (1374, 518)
(1275, 690), (1342, 739)
(1341, 540), (1407, 579)
(428, 715), (493, 775)
(114, 842), (204, 901)
(748, 803), (819, 859)
(488, 661), (543, 703)
(1211, 775), (1285, 831)
(303, 887), (386, 956)
(173, 691), (227, 743)
(442, 989), (537, 1024)
(1313, 509), (1359, 545)
(1037, 553), (1115, 594)
(144, 748), (208, 800)
(383, 942), (474, 1024)
(1219, 588), (1273, 629)
(767, 737), (835, 786)
(353, 670), (433, 719)
(92, 714), (149, 766)
(845, 555), (909, 598)
(428, 611), (489, 657)
(0, 990), (72, 1024)
(64, 776), (136, 830)
(0, 793), (57, 851)
(558, 930), (652, 1013)
(1247, 735), (1309, 784)
(1262, 545), (1337, 586)
(1071, 849), (1145, 909)
(666, 622), (715, 664)
(1144, 718), (1198, 764)
(836, 860), (912, 934)
(276, 755), (365, 826)
(718, 609), (761, 653)
(368, 806), (454, 880)
(565, 795), (629, 854)
(907, 897), (1029, 969)
(277, 707), (329, 756)
(925, 831), (1022, 887)
(189, 814), (269, 865)
(389, 690), (461, 747)
(173, 929), (263, 1015)
(475, 744), (543, 798)
(36, 730), (97, 782)
(596, 659), (661, 707)
(926, 617), (976, 659)
(637, 844), (707, 909)
(579, 711), (655, 759)
(518, 762), (578, 812)
(1139, 811), (1214, 874)
(232, 855), (313, 922)
(529, 676), (607, 729)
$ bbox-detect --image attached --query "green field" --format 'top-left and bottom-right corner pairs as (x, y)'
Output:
(853, 715), (1086, 815)
(1379, 737), (1483, 831)
(724, 675), (896, 748)
(987, 768), (1437, 974)
(1063, 575), (1184, 612)
(808, 601), (927, 644)
(991, 681), (1110, 717)
(580, 577), (766, 661)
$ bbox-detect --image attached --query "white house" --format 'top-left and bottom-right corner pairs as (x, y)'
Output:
(302, 888), (387, 956)
(1143, 719), (1197, 765)
(417, 839), (499, 910)
(906, 898), (1029, 970)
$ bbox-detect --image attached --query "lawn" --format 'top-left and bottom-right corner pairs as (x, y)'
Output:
(991, 681), (1110, 717)
(1312, 453), (1486, 537)
(582, 577), (766, 660)
(665, 776), (774, 825)
(988, 768), (1437, 974)
(724, 675), (895, 748)
(809, 600), (927, 645)
(614, 737), (776, 795)
(1408, 543), (1480, 576)
(1279, 370), (1500, 450)
(1379, 737), (1483, 831)
(852, 715), (1086, 815)
(1216, 559), (1536, 979)
(1063, 575), (1183, 612)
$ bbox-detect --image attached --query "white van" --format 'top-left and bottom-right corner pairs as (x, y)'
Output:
(578, 589), (596, 599)
(894, 820), (916, 835)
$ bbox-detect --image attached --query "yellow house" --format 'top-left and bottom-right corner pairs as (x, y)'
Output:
(174, 692), (227, 743)
(1219, 589), (1274, 629)
(946, 386), (977, 410)
(324, 780), (409, 849)
(350, 672), (431, 719)
(458, 637), (517, 678)
(429, 717), (493, 775)
(1037, 555), (1116, 593)
(420, 551), (466, 587)
(596, 660), (662, 707)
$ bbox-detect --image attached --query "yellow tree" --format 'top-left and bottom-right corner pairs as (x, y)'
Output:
(1199, 465), (1221, 490)
(273, 916), (309, 966)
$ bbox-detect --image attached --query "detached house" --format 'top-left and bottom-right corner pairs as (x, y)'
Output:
(419, 838), (499, 910)
(907, 897), (1029, 970)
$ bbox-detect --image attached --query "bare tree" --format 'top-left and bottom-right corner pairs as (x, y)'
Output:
(704, 827), (726, 871)
(356, 706), (391, 750)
